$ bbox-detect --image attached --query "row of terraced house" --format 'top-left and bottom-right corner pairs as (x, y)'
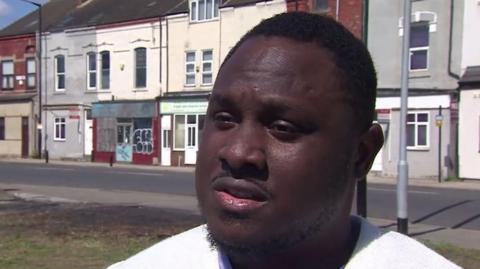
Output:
(0, 0), (479, 180)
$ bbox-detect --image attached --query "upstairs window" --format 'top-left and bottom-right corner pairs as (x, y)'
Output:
(135, 48), (147, 88)
(202, 50), (213, 85)
(87, 52), (97, 89)
(185, 51), (196, 86)
(410, 22), (429, 71)
(55, 55), (65, 91)
(190, 0), (219, 22)
(313, 0), (328, 12)
(26, 58), (36, 88)
(100, 51), (110, 89)
(1, 60), (14, 90)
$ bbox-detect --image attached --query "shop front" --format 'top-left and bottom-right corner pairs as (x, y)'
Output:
(92, 100), (158, 165)
(159, 95), (208, 166)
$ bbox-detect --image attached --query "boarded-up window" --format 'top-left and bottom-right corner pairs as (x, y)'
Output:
(96, 117), (116, 152)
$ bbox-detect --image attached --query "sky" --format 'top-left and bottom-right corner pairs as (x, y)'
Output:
(0, 0), (49, 30)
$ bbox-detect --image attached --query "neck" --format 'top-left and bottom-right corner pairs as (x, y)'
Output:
(229, 217), (360, 269)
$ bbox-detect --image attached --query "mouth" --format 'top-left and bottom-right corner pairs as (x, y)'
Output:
(211, 177), (269, 213)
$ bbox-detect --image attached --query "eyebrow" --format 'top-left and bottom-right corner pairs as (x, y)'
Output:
(210, 92), (300, 115)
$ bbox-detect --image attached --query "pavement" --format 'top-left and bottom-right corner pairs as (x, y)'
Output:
(1, 157), (480, 250)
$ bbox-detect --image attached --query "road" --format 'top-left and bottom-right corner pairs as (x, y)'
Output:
(0, 161), (479, 231)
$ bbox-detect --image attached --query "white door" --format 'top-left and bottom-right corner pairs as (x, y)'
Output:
(84, 110), (93, 156)
(161, 115), (171, 166)
(184, 115), (197, 164)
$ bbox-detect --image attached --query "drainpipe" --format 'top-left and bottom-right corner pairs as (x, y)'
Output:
(447, 0), (460, 80)
(362, 0), (369, 43)
(166, 17), (169, 93)
(336, 0), (340, 20)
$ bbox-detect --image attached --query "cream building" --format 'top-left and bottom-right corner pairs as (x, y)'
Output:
(159, 0), (286, 166)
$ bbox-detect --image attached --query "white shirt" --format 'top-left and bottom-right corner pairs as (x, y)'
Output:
(107, 216), (461, 269)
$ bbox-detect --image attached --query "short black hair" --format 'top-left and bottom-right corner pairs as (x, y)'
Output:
(221, 12), (377, 132)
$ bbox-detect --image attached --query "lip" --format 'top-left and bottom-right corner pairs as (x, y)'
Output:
(211, 176), (269, 213)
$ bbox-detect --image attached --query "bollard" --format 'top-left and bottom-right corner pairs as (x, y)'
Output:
(356, 176), (367, 217)
(110, 154), (114, 167)
(45, 150), (49, 164)
(91, 150), (94, 162)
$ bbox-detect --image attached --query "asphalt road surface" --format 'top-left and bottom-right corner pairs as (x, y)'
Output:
(0, 161), (479, 231)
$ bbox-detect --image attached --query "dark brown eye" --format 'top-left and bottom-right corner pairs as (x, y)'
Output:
(213, 112), (235, 130)
(269, 120), (300, 140)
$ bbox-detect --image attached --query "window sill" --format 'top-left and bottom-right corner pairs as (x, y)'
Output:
(53, 139), (66, 142)
(407, 147), (430, 151)
(133, 88), (148, 92)
(189, 17), (219, 24)
(54, 91), (66, 95)
(85, 90), (111, 94)
(409, 69), (430, 79)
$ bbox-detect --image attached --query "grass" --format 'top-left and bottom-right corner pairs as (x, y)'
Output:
(0, 195), (479, 269)
(423, 240), (480, 269)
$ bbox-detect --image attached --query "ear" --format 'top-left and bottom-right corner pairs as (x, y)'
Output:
(353, 124), (384, 179)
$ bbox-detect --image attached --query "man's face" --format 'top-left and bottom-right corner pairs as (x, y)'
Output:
(195, 36), (360, 255)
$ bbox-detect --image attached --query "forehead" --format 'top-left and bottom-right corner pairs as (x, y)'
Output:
(214, 36), (346, 104)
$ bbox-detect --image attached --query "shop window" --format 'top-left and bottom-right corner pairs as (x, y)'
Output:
(55, 55), (65, 91)
(185, 51), (196, 86)
(0, 117), (5, 140)
(1, 60), (14, 90)
(407, 111), (429, 149)
(202, 50), (213, 85)
(135, 48), (147, 88)
(133, 118), (153, 154)
(190, 0), (219, 22)
(87, 52), (97, 89)
(100, 51), (110, 89)
(54, 117), (66, 141)
(410, 22), (429, 71)
(174, 115), (185, 149)
(26, 58), (36, 88)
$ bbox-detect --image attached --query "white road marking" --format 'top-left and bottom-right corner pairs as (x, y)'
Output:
(31, 167), (76, 171)
(107, 171), (164, 177)
(369, 187), (438, 195)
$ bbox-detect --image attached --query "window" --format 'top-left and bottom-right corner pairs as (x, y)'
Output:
(26, 58), (36, 88)
(174, 115), (185, 149)
(407, 112), (429, 148)
(1, 60), (14, 90)
(55, 55), (65, 91)
(202, 50), (213, 84)
(190, 0), (219, 22)
(313, 0), (328, 11)
(54, 117), (66, 141)
(87, 52), (97, 89)
(185, 51), (196, 86)
(135, 48), (147, 88)
(0, 117), (4, 140)
(410, 22), (429, 71)
(100, 51), (110, 89)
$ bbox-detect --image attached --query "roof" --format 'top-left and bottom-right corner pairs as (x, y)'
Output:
(459, 66), (480, 87)
(49, 0), (182, 32)
(0, 0), (78, 37)
(168, 0), (272, 15)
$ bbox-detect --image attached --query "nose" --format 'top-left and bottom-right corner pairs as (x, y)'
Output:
(218, 121), (267, 174)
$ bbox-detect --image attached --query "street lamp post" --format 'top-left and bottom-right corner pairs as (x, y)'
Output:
(18, 0), (43, 159)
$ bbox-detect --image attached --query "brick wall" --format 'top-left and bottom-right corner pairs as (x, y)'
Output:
(286, 0), (364, 39)
(0, 35), (37, 92)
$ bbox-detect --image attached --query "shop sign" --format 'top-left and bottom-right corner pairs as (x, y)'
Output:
(160, 100), (208, 114)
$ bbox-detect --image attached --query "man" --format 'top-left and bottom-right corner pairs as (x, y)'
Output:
(109, 12), (459, 269)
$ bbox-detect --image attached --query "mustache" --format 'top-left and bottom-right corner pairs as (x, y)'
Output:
(219, 160), (269, 181)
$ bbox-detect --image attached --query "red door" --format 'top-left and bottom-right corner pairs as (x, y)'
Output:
(21, 117), (29, 158)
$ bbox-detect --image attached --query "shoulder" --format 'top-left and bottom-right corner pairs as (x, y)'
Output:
(107, 225), (218, 269)
(346, 217), (461, 269)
